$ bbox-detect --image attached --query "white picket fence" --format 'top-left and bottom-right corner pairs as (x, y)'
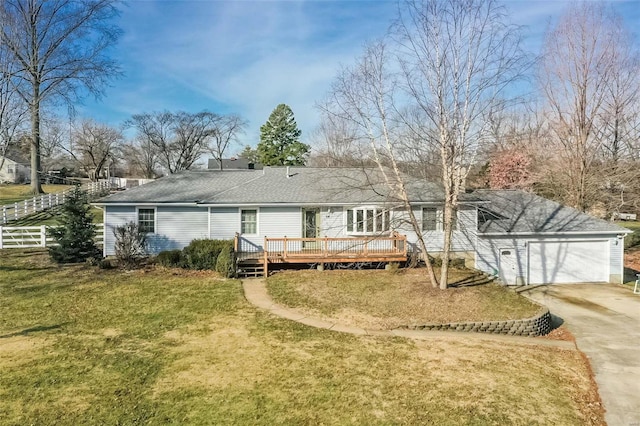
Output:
(1, 181), (110, 225)
(0, 223), (104, 249)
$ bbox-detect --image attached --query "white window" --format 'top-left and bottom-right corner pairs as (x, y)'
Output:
(7, 166), (14, 174)
(346, 207), (390, 234)
(241, 209), (257, 234)
(422, 207), (457, 231)
(138, 208), (155, 233)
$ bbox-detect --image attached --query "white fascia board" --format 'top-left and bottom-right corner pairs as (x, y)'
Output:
(92, 202), (199, 207)
(478, 230), (631, 237)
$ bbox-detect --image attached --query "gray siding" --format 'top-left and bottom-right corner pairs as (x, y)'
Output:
(475, 236), (526, 277)
(210, 207), (238, 240)
(104, 206), (136, 256)
(240, 207), (302, 249)
(321, 207), (344, 238)
(148, 206), (208, 253)
(395, 206), (477, 253)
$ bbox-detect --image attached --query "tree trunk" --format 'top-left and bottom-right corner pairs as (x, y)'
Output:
(439, 201), (453, 289)
(30, 97), (43, 194)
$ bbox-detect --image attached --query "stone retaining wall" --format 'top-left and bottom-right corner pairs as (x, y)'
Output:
(399, 306), (552, 337)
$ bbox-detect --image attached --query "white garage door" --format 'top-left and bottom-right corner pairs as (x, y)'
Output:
(528, 240), (609, 284)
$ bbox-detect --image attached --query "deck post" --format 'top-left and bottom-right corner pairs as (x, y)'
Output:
(2, 207), (6, 224)
(14, 202), (18, 220)
(40, 225), (47, 247)
(234, 232), (239, 253)
(323, 237), (328, 258)
(283, 236), (287, 259)
(263, 236), (269, 277)
(364, 239), (368, 257)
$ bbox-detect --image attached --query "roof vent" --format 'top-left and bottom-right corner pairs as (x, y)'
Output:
(286, 166), (291, 178)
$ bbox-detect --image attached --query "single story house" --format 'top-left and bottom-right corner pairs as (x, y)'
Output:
(94, 167), (629, 284)
(0, 150), (30, 184)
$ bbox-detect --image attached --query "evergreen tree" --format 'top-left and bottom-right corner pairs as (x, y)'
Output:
(49, 186), (101, 263)
(238, 145), (259, 163)
(257, 104), (310, 166)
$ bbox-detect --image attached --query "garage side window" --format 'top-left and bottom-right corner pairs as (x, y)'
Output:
(241, 209), (257, 234)
(138, 208), (155, 233)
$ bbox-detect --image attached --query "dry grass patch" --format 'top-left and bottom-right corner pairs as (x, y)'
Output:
(267, 269), (540, 329)
(0, 249), (603, 425)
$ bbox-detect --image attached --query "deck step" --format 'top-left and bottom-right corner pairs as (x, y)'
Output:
(237, 261), (265, 278)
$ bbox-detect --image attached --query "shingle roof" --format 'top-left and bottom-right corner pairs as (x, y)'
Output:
(96, 167), (481, 205)
(475, 189), (628, 234)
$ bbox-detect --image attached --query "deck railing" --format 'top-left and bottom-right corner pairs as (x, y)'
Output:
(264, 235), (407, 260)
(234, 233), (407, 262)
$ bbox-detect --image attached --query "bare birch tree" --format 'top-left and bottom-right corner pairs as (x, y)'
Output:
(0, 0), (121, 194)
(323, 0), (526, 288)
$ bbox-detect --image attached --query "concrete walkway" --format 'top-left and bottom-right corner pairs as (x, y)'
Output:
(521, 284), (640, 426)
(242, 279), (575, 349)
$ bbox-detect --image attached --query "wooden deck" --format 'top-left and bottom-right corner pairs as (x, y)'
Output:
(234, 234), (408, 276)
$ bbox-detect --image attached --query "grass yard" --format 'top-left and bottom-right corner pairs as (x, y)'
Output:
(0, 250), (604, 425)
(267, 269), (541, 330)
(8, 205), (103, 226)
(0, 184), (73, 205)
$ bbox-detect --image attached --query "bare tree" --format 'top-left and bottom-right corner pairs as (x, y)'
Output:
(0, 45), (27, 171)
(209, 114), (247, 170)
(538, 2), (639, 212)
(323, 0), (526, 288)
(127, 111), (217, 174)
(0, 0), (121, 193)
(63, 119), (122, 181)
(121, 138), (159, 179)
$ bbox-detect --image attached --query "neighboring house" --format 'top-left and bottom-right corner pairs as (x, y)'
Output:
(0, 150), (30, 184)
(207, 157), (263, 170)
(94, 167), (630, 284)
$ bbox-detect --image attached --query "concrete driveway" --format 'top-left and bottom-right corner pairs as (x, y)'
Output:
(521, 284), (640, 426)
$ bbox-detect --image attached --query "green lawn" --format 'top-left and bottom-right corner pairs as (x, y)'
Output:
(267, 269), (541, 330)
(0, 249), (604, 425)
(0, 184), (73, 205)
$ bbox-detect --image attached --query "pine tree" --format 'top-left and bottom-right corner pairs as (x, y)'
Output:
(257, 104), (310, 166)
(48, 186), (101, 263)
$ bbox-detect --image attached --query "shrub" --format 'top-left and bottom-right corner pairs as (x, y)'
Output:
(49, 186), (101, 263)
(182, 239), (232, 270)
(156, 249), (184, 268)
(624, 230), (640, 249)
(114, 222), (148, 269)
(215, 245), (236, 278)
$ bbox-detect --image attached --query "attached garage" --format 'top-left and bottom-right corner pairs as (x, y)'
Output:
(527, 240), (609, 284)
(475, 189), (630, 285)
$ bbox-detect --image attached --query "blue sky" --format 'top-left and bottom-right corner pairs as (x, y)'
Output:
(77, 0), (640, 153)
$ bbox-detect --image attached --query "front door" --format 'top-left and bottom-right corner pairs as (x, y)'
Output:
(302, 208), (320, 249)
